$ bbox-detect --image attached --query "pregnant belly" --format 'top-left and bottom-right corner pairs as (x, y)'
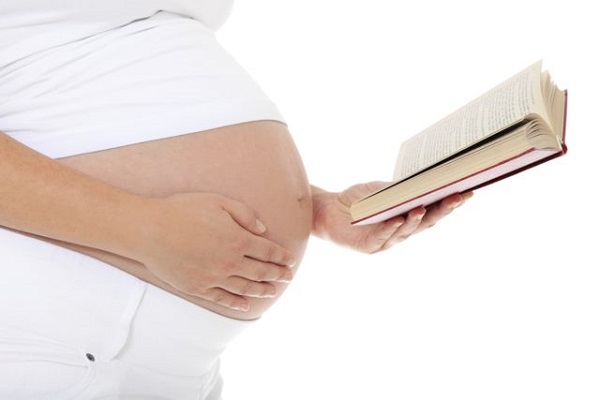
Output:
(57, 121), (313, 320)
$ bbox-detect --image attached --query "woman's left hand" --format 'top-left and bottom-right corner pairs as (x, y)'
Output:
(311, 183), (472, 254)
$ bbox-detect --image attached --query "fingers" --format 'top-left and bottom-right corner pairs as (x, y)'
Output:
(413, 192), (472, 235)
(240, 256), (293, 282)
(222, 196), (296, 265)
(144, 192), (300, 313)
(200, 287), (251, 312)
(195, 261), (292, 312)
(225, 275), (284, 298)
(244, 234), (296, 267)
(381, 207), (426, 250)
(197, 236), (294, 311)
(211, 198), (298, 313)
(221, 197), (268, 235)
(338, 181), (390, 207)
(380, 192), (473, 249)
(360, 215), (405, 252)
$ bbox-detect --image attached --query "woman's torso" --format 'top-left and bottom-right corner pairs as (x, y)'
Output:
(0, 3), (313, 321)
(58, 121), (313, 321)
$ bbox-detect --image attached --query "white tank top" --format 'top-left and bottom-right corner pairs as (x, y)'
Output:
(0, 1), (282, 158)
(0, 0), (233, 67)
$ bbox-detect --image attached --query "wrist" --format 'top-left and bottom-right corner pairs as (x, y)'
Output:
(103, 194), (161, 264)
(310, 185), (335, 239)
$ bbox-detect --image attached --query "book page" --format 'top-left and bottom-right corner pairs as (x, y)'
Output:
(394, 61), (546, 181)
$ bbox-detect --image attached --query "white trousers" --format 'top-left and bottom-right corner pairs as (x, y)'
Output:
(0, 228), (251, 399)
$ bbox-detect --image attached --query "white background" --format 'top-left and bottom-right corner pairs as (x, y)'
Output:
(218, 1), (599, 399)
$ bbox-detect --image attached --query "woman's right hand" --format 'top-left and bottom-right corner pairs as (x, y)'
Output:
(135, 192), (295, 312)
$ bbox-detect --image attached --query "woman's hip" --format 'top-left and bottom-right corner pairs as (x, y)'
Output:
(0, 227), (252, 398)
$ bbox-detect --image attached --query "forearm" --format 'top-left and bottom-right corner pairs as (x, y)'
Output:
(50, 240), (210, 307)
(0, 132), (150, 260)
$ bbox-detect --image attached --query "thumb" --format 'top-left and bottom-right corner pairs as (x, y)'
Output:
(339, 181), (390, 207)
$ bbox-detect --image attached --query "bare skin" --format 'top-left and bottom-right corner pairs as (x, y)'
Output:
(0, 123), (300, 319)
(0, 120), (470, 321)
(55, 120), (471, 320)
(54, 121), (312, 319)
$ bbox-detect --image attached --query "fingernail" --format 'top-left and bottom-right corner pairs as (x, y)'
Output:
(461, 192), (474, 201)
(255, 220), (266, 233)
(450, 200), (464, 209)
(392, 217), (405, 228)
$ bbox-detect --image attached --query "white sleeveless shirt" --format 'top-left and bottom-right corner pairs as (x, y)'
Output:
(0, 0), (282, 158)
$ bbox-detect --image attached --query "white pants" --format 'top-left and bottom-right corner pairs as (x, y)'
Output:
(0, 228), (251, 399)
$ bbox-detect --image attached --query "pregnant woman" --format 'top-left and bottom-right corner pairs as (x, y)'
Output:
(0, 1), (469, 399)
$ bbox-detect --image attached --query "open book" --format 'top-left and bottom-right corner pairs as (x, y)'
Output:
(350, 61), (567, 225)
